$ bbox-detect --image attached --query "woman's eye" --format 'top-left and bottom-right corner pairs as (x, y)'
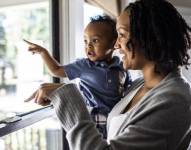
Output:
(118, 33), (124, 38)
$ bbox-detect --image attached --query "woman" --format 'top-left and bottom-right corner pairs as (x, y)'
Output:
(26, 0), (191, 149)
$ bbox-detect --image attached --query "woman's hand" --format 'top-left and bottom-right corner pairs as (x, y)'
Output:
(25, 83), (64, 106)
(23, 39), (48, 55)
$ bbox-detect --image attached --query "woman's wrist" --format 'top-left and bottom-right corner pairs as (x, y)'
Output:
(49, 83), (91, 130)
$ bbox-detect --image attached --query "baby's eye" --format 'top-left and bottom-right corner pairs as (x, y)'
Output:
(92, 39), (99, 43)
(84, 39), (87, 44)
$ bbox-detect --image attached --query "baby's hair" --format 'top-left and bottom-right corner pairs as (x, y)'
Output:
(89, 15), (117, 41)
(125, 0), (191, 74)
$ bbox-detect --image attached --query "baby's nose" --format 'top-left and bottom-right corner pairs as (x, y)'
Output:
(85, 43), (92, 49)
(87, 42), (93, 48)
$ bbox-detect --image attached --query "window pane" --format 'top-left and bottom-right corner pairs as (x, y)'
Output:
(0, 2), (50, 112)
(84, 3), (103, 27)
(0, 1), (62, 150)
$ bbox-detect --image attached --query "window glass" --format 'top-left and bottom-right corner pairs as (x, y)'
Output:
(0, 1), (62, 150)
(84, 3), (103, 27)
(0, 2), (50, 113)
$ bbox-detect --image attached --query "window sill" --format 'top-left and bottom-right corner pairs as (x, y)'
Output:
(0, 105), (54, 137)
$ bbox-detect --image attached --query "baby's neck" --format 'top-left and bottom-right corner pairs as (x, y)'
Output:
(105, 57), (113, 65)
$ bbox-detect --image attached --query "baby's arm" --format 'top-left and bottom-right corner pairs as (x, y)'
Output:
(24, 40), (66, 78)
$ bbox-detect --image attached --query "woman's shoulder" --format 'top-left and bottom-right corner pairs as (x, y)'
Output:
(128, 77), (144, 89)
(154, 71), (191, 97)
(145, 71), (191, 107)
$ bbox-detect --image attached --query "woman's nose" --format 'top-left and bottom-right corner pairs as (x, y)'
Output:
(114, 38), (121, 49)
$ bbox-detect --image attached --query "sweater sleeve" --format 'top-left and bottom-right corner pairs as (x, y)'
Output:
(49, 83), (110, 150)
(48, 83), (191, 150)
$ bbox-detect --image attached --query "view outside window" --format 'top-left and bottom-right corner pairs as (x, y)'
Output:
(84, 3), (103, 27)
(0, 2), (62, 150)
(0, 2), (50, 113)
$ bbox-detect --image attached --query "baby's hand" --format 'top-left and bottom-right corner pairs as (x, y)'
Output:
(23, 39), (47, 55)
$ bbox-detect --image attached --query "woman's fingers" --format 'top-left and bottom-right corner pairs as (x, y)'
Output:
(37, 97), (51, 106)
(24, 91), (37, 102)
(25, 83), (58, 106)
(35, 86), (52, 105)
(34, 90), (40, 103)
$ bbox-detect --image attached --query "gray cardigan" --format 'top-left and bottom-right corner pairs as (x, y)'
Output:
(50, 71), (191, 150)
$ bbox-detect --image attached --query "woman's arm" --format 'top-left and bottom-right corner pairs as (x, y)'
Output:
(49, 83), (191, 150)
(49, 84), (110, 150)
(26, 83), (191, 150)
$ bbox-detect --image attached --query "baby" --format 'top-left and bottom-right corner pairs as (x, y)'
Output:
(24, 15), (132, 138)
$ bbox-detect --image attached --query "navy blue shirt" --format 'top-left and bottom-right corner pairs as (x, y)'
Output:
(64, 56), (131, 115)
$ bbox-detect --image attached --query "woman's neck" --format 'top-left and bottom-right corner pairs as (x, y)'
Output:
(142, 63), (166, 89)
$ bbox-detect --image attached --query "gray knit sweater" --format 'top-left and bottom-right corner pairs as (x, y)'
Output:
(50, 71), (191, 150)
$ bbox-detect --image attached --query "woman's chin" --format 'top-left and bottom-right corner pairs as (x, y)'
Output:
(123, 64), (129, 70)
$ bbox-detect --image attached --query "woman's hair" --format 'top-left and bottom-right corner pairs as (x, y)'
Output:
(90, 15), (117, 41)
(125, 0), (191, 73)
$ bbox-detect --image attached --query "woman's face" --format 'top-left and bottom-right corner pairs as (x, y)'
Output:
(115, 11), (145, 70)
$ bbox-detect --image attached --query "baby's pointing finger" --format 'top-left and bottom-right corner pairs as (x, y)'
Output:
(23, 39), (36, 46)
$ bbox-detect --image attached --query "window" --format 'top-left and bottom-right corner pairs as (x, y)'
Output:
(0, 1), (62, 149)
(0, 1), (50, 113)
(84, 3), (103, 27)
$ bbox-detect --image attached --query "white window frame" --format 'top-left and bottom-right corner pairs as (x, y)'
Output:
(59, 0), (84, 65)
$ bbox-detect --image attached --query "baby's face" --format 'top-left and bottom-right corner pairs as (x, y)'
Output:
(84, 22), (114, 62)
